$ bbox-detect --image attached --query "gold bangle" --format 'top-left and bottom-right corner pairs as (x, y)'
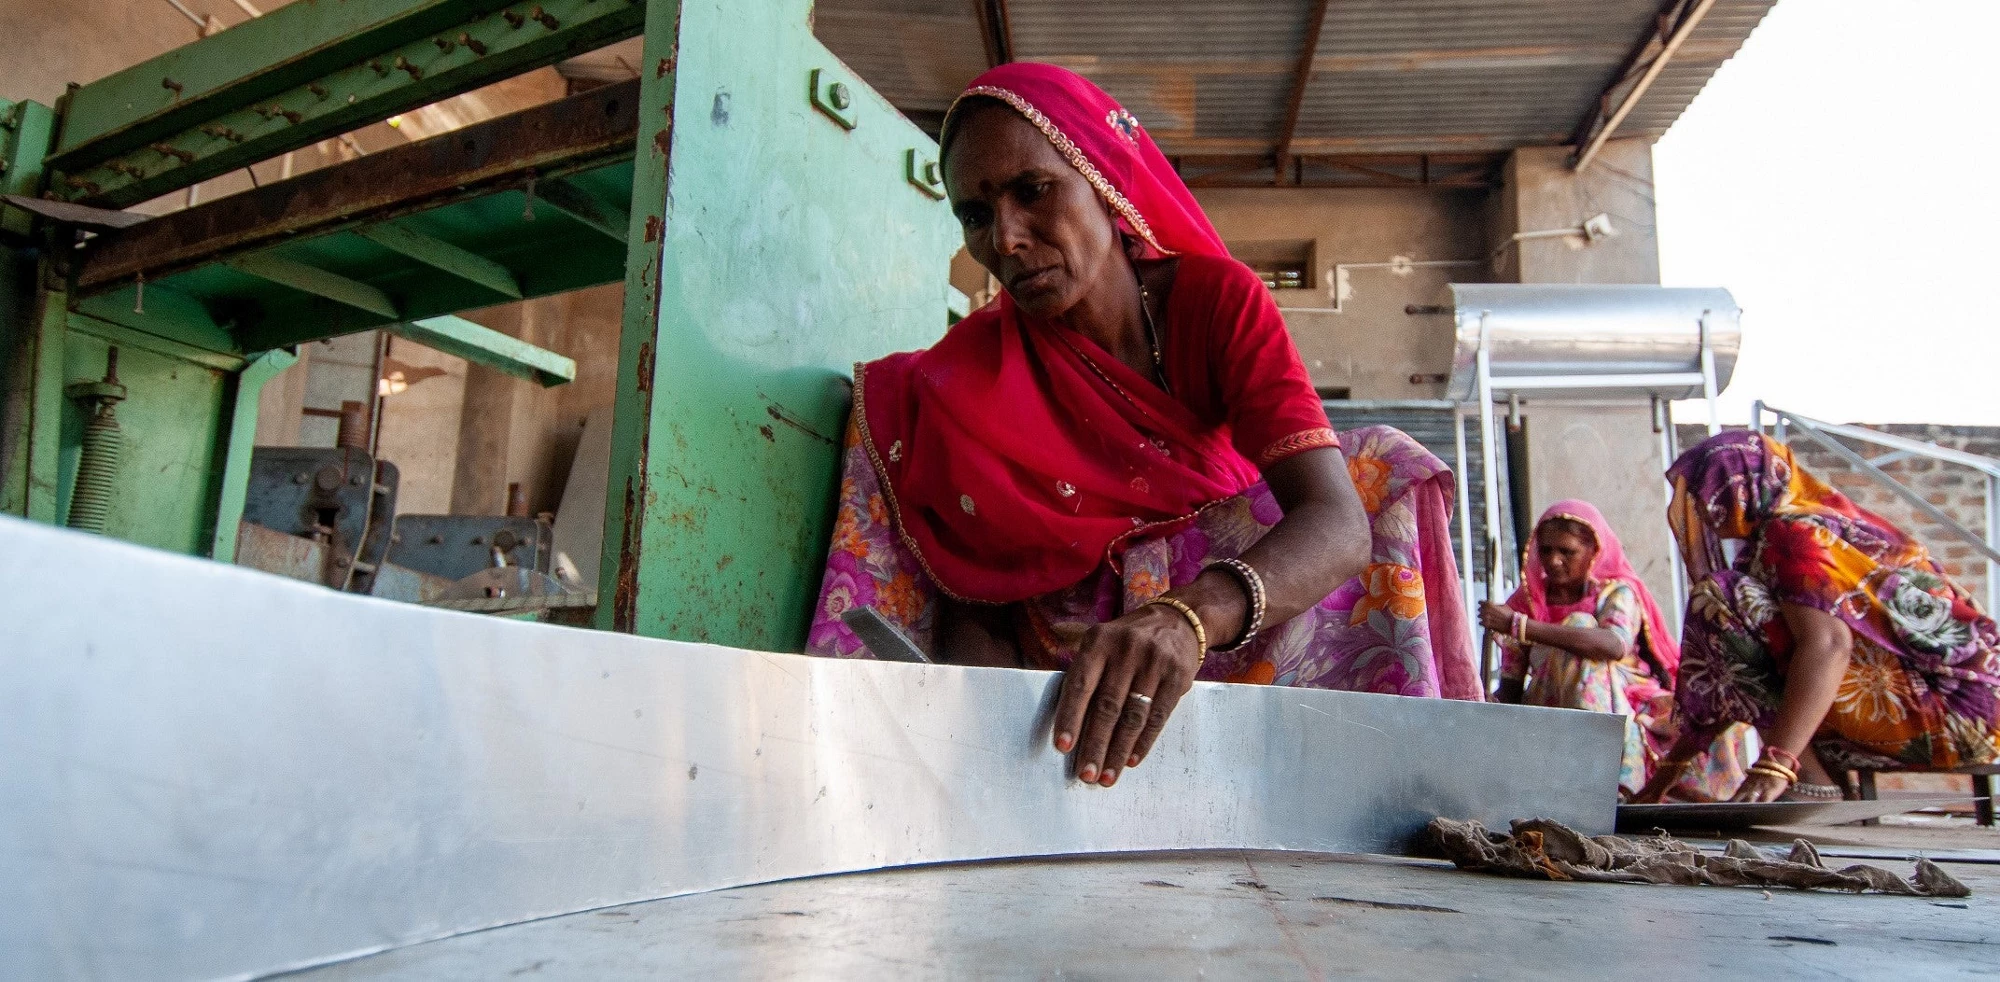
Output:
(1748, 761), (1797, 784)
(1142, 595), (1208, 666)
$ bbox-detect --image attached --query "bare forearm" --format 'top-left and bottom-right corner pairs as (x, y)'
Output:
(1519, 620), (1627, 661)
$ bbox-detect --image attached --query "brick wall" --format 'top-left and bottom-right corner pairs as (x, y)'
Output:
(1676, 424), (1997, 607)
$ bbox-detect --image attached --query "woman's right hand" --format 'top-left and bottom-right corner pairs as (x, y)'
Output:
(1478, 602), (1515, 634)
(1731, 770), (1790, 803)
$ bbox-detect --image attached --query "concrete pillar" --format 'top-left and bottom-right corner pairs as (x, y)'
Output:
(1501, 138), (1678, 625)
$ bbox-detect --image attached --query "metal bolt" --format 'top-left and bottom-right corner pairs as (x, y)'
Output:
(200, 124), (245, 143)
(307, 82), (329, 99)
(162, 77), (183, 95)
(107, 161), (147, 178)
(427, 534), (445, 545)
(349, 474), (364, 487)
(0, 161), (8, 174)
(502, 8), (525, 27)
(828, 82), (851, 111)
(458, 32), (487, 55)
(531, 5), (559, 28)
(434, 36), (456, 53)
(470, 536), (485, 546)
(260, 105), (303, 124)
(369, 59), (389, 77)
(394, 56), (423, 80)
(292, 473), (309, 485)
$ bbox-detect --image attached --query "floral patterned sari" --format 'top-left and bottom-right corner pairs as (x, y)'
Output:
(1668, 432), (2000, 771)
(809, 422), (1482, 700)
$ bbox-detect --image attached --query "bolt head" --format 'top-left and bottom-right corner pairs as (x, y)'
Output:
(828, 82), (851, 111)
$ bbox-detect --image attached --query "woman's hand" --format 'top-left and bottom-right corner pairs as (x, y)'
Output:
(1478, 602), (1516, 634)
(1053, 601), (1204, 787)
(1731, 769), (1789, 803)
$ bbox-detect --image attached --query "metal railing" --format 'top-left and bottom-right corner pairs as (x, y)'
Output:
(1752, 402), (2000, 615)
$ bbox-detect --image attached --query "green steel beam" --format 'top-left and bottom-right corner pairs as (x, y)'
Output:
(0, 288), (68, 523)
(357, 223), (522, 298)
(596, 0), (959, 647)
(227, 254), (401, 319)
(390, 315), (573, 386)
(208, 347), (296, 560)
(1, 101), (58, 235)
(534, 179), (628, 244)
(48, 0), (643, 207)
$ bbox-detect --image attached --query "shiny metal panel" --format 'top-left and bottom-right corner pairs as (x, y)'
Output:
(1446, 283), (1741, 401)
(0, 516), (1619, 981)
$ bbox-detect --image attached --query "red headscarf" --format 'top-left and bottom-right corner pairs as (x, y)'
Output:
(1506, 499), (1682, 682)
(856, 63), (1258, 603)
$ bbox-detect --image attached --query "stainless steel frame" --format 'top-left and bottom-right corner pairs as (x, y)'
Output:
(1450, 284), (1740, 628)
(1753, 402), (2000, 615)
(0, 516), (1621, 982)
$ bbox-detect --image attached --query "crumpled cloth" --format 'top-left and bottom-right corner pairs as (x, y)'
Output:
(1426, 817), (1970, 897)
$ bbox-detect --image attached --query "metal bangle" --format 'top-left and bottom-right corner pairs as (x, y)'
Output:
(1141, 595), (1208, 666)
(1208, 558), (1266, 652)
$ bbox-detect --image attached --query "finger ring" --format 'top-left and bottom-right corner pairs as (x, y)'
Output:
(1126, 692), (1153, 708)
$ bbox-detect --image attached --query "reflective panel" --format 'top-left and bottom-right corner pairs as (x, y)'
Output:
(0, 517), (1619, 981)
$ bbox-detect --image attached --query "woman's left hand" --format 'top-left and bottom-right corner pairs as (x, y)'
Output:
(1478, 601), (1516, 634)
(1053, 601), (1204, 787)
(1731, 770), (1789, 803)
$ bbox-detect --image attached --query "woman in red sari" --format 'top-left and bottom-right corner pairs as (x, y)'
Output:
(807, 64), (1478, 788)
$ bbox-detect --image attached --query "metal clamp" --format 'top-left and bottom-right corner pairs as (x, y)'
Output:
(808, 69), (856, 130)
(905, 148), (944, 200)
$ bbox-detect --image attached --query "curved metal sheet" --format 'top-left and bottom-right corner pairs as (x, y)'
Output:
(1446, 283), (1741, 401)
(0, 516), (1620, 981)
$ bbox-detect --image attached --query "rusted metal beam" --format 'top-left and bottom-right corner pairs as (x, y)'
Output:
(1272, 0), (1334, 184)
(1569, 0), (1718, 169)
(76, 79), (638, 294)
(974, 0), (1013, 68)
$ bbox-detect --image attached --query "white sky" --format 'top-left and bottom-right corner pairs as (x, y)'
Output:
(1656, 0), (2000, 426)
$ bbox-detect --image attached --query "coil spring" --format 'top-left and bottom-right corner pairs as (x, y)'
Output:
(65, 405), (122, 534)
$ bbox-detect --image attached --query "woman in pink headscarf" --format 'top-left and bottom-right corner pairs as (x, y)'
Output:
(1481, 500), (1749, 798)
(804, 63), (1479, 789)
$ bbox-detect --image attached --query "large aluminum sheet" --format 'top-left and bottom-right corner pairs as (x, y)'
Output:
(0, 517), (1620, 981)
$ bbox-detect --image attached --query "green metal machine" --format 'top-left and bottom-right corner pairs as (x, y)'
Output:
(0, 0), (958, 649)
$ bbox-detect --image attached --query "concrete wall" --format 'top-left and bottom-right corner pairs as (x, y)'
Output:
(1527, 403), (1680, 617)
(1193, 186), (1496, 399)
(1502, 139), (1660, 285)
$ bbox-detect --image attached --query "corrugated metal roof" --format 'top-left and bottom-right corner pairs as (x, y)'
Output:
(813, 0), (1776, 157)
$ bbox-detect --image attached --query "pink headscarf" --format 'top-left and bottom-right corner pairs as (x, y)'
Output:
(1506, 499), (1682, 682)
(857, 64), (1266, 602)
(946, 63), (1228, 259)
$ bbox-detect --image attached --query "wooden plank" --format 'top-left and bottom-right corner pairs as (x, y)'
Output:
(356, 223), (522, 299)
(227, 254), (399, 319)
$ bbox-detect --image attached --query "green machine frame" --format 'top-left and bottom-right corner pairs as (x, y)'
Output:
(0, 0), (959, 649)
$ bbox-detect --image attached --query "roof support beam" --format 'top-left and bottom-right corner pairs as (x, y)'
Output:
(390, 315), (574, 387)
(1272, 0), (1334, 185)
(227, 253), (399, 319)
(975, 0), (1013, 68)
(1570, 0), (1719, 171)
(356, 223), (522, 299)
(533, 180), (628, 244)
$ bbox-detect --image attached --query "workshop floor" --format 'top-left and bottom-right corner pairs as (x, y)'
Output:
(301, 821), (1999, 981)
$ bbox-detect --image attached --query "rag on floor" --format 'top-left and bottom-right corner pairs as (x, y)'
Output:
(1426, 817), (1970, 897)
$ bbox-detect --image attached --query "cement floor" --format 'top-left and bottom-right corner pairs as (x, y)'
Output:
(299, 833), (2000, 981)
